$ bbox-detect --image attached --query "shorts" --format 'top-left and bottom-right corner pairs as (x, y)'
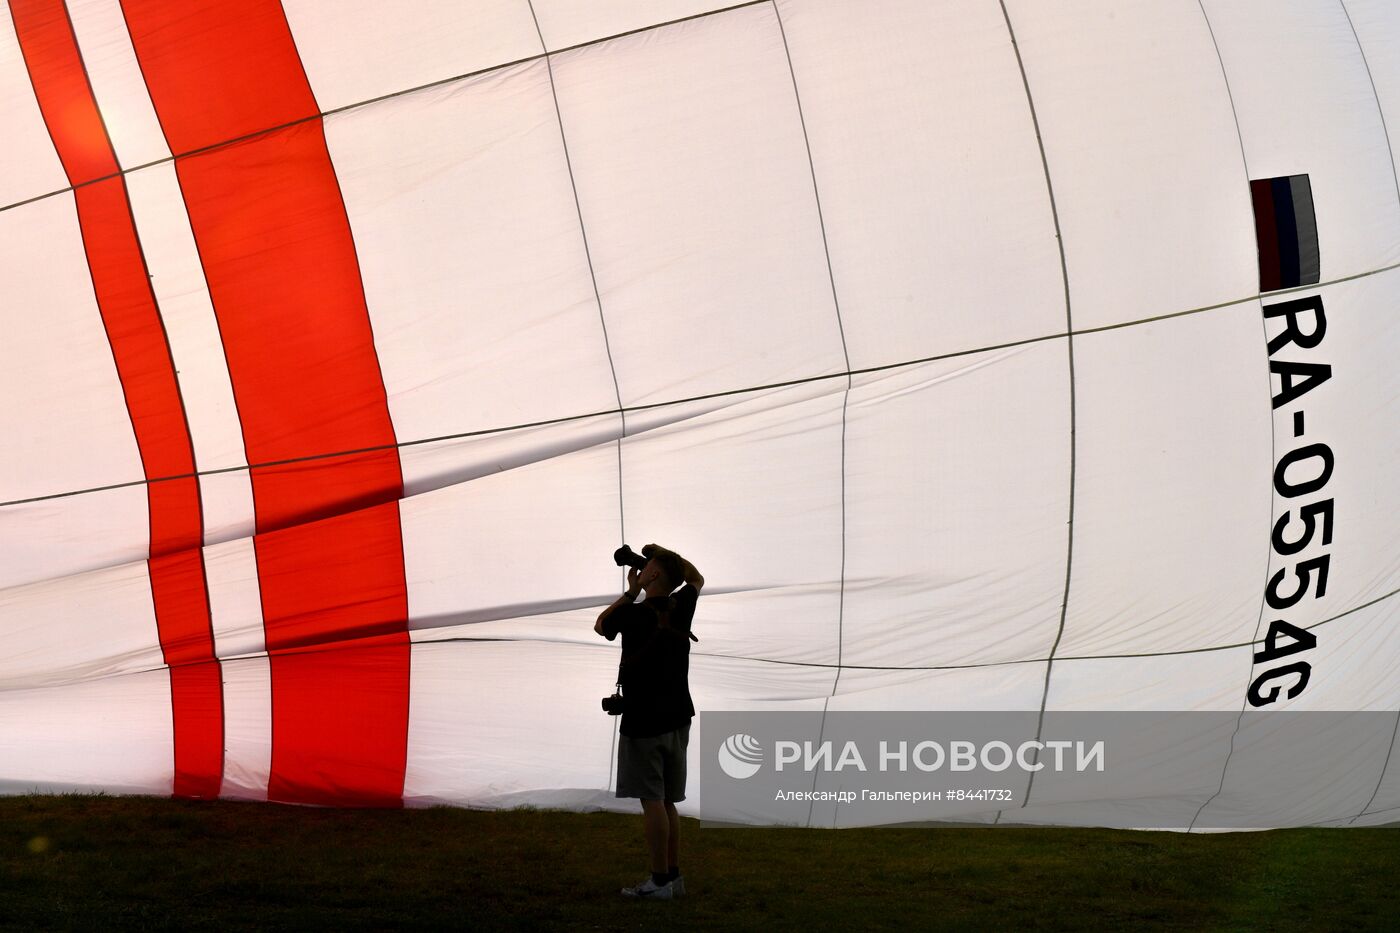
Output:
(615, 723), (691, 802)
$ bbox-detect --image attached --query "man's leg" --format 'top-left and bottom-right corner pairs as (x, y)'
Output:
(664, 801), (679, 869)
(640, 798), (669, 874)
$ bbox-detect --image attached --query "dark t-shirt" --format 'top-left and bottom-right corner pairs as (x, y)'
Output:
(600, 583), (698, 738)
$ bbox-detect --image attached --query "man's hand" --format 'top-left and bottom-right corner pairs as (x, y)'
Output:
(596, 570), (641, 637)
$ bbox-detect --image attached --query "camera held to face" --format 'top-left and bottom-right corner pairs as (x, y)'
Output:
(613, 544), (648, 574)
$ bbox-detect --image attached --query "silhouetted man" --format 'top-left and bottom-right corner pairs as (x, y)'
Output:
(595, 543), (703, 899)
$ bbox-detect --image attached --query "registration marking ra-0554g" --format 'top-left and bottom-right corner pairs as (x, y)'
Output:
(1249, 294), (1334, 707)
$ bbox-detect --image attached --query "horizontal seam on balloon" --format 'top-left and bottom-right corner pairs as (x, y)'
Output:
(10, 582), (1392, 695)
(7, 254), (1395, 512)
(255, 580), (1400, 668)
(0, 0), (769, 219)
(1, 338), (1047, 507)
(674, 582), (1400, 671)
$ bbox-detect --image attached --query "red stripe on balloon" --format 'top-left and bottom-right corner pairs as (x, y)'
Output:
(9, 0), (222, 800)
(120, 0), (409, 807)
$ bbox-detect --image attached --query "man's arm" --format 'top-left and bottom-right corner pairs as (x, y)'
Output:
(594, 567), (642, 638)
(680, 556), (704, 591)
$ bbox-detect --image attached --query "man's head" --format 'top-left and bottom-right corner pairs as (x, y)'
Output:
(639, 543), (684, 598)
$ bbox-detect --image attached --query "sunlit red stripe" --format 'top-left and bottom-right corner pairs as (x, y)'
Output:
(9, 0), (222, 799)
(120, 0), (409, 806)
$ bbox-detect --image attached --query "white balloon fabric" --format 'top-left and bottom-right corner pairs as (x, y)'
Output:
(1, 0), (1398, 828)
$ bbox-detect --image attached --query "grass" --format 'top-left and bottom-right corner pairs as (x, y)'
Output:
(0, 794), (1396, 931)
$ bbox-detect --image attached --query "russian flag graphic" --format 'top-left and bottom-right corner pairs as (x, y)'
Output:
(1251, 174), (1320, 292)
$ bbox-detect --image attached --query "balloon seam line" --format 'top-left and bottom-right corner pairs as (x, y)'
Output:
(769, 0), (853, 826)
(1338, 0), (1400, 225)
(1351, 710), (1400, 824)
(20, 582), (1395, 695)
(53, 575), (1397, 675)
(1337, 0), (1400, 827)
(523, 0), (628, 798)
(992, 0), (1078, 819)
(1188, 0), (1272, 833)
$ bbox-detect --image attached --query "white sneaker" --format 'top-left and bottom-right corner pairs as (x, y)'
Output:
(671, 875), (685, 896)
(621, 876), (674, 899)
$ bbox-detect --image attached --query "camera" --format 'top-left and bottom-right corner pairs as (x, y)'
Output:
(613, 544), (648, 573)
(601, 692), (627, 715)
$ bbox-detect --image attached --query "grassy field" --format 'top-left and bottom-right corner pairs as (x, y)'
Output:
(0, 794), (1396, 931)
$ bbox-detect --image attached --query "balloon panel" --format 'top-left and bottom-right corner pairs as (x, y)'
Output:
(327, 63), (621, 443)
(1063, 308), (1271, 657)
(548, 3), (849, 408)
(1009, 0), (1258, 330)
(777, 0), (1065, 366)
(841, 344), (1070, 668)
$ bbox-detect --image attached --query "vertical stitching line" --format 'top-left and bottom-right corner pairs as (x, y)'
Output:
(771, 0), (852, 679)
(992, 0), (1076, 823)
(769, 0), (852, 828)
(1336, 0), (1400, 823)
(1188, 0), (1276, 833)
(522, 0), (629, 795)
(1339, 0), (1400, 214)
(1352, 710), (1400, 824)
